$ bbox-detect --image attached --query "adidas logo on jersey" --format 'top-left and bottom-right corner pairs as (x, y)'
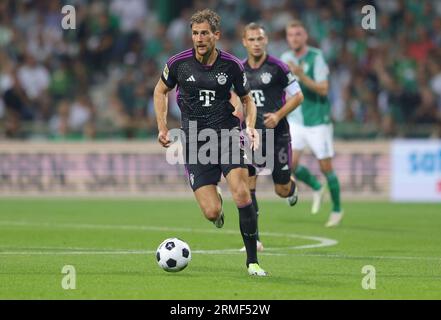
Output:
(186, 75), (196, 82)
(281, 164), (290, 171)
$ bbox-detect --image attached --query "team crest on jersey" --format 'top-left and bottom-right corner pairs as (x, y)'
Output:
(243, 73), (248, 87)
(163, 64), (169, 80)
(216, 72), (228, 85)
(260, 72), (272, 84)
(189, 173), (194, 186)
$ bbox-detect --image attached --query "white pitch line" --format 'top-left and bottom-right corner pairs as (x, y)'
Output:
(0, 251), (150, 255)
(2, 221), (440, 262)
(0, 249), (288, 256)
(0, 220), (338, 251)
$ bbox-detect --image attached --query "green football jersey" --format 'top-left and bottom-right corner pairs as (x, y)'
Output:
(281, 47), (331, 126)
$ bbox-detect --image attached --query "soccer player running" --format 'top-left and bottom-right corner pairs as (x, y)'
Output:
(153, 9), (267, 276)
(237, 23), (304, 251)
(281, 20), (343, 227)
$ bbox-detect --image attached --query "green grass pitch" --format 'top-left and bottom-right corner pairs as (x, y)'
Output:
(0, 199), (440, 299)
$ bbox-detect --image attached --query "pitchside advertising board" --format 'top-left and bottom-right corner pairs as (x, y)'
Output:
(0, 141), (389, 198)
(0, 140), (389, 199)
(391, 140), (441, 202)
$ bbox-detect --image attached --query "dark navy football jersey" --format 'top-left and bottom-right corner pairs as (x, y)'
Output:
(243, 55), (296, 140)
(161, 48), (250, 133)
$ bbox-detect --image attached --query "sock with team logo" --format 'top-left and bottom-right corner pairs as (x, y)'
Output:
(238, 202), (258, 266)
(294, 165), (322, 191)
(325, 171), (341, 212)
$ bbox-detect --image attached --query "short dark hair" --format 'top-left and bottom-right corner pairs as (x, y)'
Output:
(190, 9), (221, 33)
(243, 22), (265, 38)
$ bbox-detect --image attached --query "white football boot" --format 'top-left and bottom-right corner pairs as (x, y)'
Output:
(325, 211), (344, 227)
(247, 263), (268, 276)
(311, 187), (325, 214)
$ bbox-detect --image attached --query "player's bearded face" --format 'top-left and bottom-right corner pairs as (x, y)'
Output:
(286, 27), (307, 52)
(192, 22), (220, 58)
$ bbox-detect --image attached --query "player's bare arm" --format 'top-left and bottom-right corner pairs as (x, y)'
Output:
(153, 78), (173, 148)
(264, 91), (304, 129)
(287, 62), (328, 97)
(230, 91), (243, 119)
(240, 93), (259, 150)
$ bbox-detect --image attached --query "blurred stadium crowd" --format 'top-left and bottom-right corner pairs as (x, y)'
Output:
(0, 0), (440, 140)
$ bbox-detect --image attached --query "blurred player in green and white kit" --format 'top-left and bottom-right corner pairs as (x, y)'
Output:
(281, 20), (343, 227)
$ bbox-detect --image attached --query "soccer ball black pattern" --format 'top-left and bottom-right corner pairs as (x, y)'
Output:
(165, 242), (175, 250)
(156, 238), (191, 272)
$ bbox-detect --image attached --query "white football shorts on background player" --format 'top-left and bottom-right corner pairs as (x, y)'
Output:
(289, 123), (334, 159)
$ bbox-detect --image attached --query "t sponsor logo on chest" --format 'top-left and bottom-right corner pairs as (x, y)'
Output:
(199, 90), (216, 107)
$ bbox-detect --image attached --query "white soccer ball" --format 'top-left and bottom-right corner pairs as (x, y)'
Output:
(156, 238), (191, 272)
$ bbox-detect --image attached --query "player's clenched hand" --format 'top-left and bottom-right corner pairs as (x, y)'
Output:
(263, 112), (280, 129)
(158, 129), (171, 148)
(246, 127), (260, 151)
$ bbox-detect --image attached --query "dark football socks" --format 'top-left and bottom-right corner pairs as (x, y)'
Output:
(238, 202), (258, 266)
(250, 189), (260, 241)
